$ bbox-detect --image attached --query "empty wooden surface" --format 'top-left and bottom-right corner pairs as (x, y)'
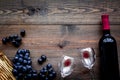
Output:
(0, 0), (120, 80)
(0, 0), (120, 24)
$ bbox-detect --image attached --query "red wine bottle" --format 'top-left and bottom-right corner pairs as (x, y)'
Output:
(99, 14), (119, 80)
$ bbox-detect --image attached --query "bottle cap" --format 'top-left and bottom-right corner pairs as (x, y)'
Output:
(101, 14), (110, 30)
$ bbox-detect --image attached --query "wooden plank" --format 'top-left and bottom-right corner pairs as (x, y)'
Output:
(0, 0), (22, 9)
(0, 25), (120, 55)
(0, 25), (120, 80)
(0, 0), (120, 24)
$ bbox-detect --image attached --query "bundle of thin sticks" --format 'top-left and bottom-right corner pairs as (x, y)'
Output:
(0, 51), (15, 80)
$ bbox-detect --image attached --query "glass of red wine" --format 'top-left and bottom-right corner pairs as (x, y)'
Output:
(58, 55), (74, 79)
(80, 48), (96, 80)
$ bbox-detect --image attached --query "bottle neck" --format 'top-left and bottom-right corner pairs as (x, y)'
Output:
(103, 30), (110, 36)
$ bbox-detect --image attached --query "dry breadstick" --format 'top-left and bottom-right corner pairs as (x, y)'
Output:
(1, 74), (7, 80)
(3, 55), (12, 66)
(0, 61), (12, 74)
(0, 76), (6, 80)
(0, 61), (11, 73)
(0, 52), (12, 66)
(1, 60), (13, 70)
(0, 62), (14, 78)
(0, 52), (16, 80)
(0, 64), (15, 80)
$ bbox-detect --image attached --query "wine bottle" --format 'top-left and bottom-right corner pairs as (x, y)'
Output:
(99, 14), (119, 80)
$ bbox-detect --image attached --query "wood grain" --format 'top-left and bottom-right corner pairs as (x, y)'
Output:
(0, 0), (120, 24)
(0, 25), (120, 80)
(0, 0), (120, 80)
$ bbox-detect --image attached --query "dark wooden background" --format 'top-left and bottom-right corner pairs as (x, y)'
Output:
(0, 0), (120, 80)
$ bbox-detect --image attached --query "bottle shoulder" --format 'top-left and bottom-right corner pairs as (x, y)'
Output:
(99, 35), (116, 43)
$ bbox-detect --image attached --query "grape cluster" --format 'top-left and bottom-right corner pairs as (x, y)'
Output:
(12, 49), (37, 80)
(2, 29), (25, 47)
(38, 63), (56, 80)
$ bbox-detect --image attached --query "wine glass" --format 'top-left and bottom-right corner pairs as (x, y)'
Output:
(80, 48), (96, 80)
(58, 55), (74, 79)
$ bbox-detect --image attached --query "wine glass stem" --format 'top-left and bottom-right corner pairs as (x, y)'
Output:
(89, 69), (96, 80)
